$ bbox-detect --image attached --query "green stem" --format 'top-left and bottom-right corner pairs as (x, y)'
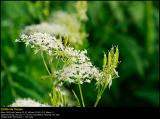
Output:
(55, 57), (60, 70)
(41, 52), (51, 76)
(78, 80), (85, 107)
(72, 90), (81, 107)
(94, 95), (101, 107)
(94, 82), (108, 107)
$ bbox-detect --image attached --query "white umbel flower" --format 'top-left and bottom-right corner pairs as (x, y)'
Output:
(55, 62), (100, 84)
(17, 32), (64, 55)
(63, 47), (89, 64)
(9, 98), (50, 107)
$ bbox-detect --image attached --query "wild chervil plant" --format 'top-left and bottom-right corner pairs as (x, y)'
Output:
(13, 1), (120, 107)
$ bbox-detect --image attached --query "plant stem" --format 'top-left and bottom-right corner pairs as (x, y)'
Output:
(78, 80), (85, 107)
(72, 90), (81, 107)
(94, 95), (101, 107)
(94, 82), (108, 107)
(41, 52), (51, 76)
(55, 57), (60, 70)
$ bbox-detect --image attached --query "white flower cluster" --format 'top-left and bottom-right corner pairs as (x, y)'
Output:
(16, 32), (64, 55)
(63, 47), (89, 64)
(23, 22), (68, 37)
(9, 98), (50, 107)
(55, 62), (100, 84)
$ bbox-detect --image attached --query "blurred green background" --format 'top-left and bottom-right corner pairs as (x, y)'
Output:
(1, 1), (159, 107)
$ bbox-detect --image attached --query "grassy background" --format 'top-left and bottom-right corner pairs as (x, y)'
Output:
(1, 1), (159, 107)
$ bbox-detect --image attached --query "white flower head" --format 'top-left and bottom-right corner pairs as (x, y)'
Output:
(62, 47), (89, 64)
(17, 32), (64, 55)
(9, 98), (50, 107)
(55, 61), (100, 84)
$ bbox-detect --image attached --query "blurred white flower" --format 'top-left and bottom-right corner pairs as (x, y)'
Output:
(50, 11), (88, 47)
(23, 22), (68, 37)
(9, 98), (50, 107)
